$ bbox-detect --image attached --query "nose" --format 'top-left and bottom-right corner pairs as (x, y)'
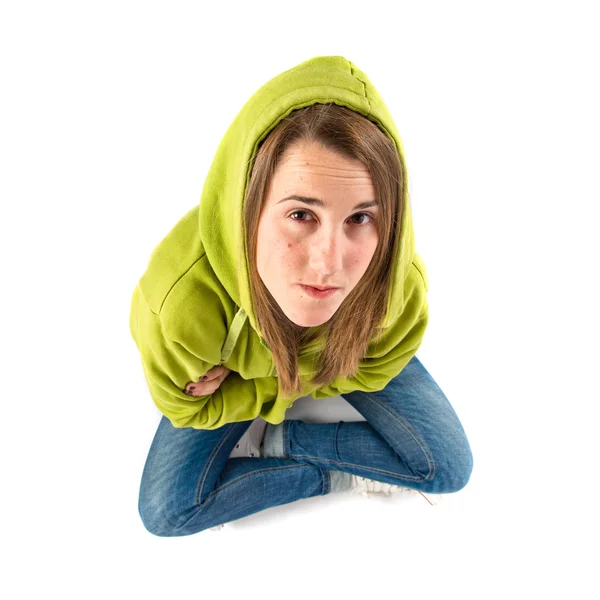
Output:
(308, 226), (343, 276)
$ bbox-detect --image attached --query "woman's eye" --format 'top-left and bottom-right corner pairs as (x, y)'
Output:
(350, 212), (374, 225)
(289, 210), (374, 225)
(289, 210), (313, 222)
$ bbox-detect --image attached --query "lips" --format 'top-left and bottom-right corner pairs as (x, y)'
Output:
(299, 284), (339, 299)
(304, 285), (338, 291)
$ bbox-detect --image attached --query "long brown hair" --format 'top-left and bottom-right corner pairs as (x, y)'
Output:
(243, 103), (406, 402)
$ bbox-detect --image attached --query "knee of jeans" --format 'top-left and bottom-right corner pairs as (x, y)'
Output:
(434, 436), (474, 493)
(138, 487), (181, 537)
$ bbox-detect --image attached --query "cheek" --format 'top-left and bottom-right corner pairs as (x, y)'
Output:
(262, 231), (303, 269)
(352, 254), (368, 275)
(279, 240), (303, 270)
(352, 237), (378, 272)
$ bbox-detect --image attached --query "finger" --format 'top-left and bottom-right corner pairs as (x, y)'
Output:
(206, 365), (229, 381)
(184, 380), (218, 397)
(184, 378), (214, 394)
(200, 366), (221, 381)
(184, 381), (199, 395)
(184, 367), (229, 395)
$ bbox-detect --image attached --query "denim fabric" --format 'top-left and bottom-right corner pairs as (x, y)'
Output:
(138, 355), (474, 536)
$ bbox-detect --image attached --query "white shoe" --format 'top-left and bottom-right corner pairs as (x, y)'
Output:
(228, 418), (268, 459)
(349, 475), (443, 505)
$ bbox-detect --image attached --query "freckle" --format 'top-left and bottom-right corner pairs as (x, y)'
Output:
(288, 243), (292, 249)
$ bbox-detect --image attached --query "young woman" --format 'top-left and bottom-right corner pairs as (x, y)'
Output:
(130, 55), (474, 537)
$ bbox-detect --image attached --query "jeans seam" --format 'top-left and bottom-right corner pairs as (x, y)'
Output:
(334, 421), (343, 461)
(194, 423), (243, 505)
(287, 420), (329, 494)
(348, 390), (437, 481)
(175, 463), (313, 533)
(196, 463), (318, 502)
(286, 452), (427, 483)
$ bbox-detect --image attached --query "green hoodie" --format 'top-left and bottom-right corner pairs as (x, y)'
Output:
(129, 55), (429, 430)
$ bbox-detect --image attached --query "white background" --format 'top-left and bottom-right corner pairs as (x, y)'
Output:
(1, 1), (598, 598)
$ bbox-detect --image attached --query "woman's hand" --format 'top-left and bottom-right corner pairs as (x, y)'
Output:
(184, 365), (232, 397)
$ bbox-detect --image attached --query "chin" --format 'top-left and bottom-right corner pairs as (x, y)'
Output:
(293, 318), (327, 328)
(286, 310), (333, 328)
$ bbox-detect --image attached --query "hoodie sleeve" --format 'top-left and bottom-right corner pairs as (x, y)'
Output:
(311, 271), (429, 398)
(130, 285), (278, 430)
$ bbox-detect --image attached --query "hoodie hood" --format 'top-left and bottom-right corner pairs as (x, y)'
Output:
(198, 55), (416, 339)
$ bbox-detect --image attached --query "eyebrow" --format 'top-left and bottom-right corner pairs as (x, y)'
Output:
(277, 195), (379, 211)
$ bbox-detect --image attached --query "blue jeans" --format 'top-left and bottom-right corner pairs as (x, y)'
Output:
(138, 355), (473, 536)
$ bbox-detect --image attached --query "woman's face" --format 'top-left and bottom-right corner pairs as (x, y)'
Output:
(256, 140), (379, 328)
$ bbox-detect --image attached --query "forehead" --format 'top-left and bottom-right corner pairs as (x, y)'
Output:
(278, 141), (369, 173)
(269, 143), (375, 200)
